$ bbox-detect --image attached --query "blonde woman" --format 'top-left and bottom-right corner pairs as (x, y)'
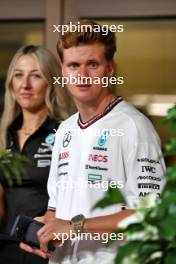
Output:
(0, 45), (69, 264)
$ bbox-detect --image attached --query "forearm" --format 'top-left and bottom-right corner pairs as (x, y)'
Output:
(36, 209), (134, 253)
(83, 209), (134, 234)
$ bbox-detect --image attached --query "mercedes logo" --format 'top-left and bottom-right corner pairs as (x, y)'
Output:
(63, 131), (72, 148)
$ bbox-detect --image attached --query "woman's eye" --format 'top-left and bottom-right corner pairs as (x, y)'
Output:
(14, 73), (22, 78)
(31, 74), (41, 79)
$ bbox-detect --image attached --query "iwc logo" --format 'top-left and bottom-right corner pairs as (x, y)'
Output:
(63, 131), (72, 148)
(98, 129), (110, 147)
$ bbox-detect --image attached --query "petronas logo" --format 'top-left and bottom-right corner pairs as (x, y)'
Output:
(98, 129), (110, 146)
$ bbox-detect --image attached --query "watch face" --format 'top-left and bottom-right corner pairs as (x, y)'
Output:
(71, 214), (85, 234)
(72, 214), (84, 222)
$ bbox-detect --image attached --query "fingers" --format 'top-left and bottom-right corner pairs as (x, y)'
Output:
(20, 242), (33, 253)
(37, 224), (46, 237)
(37, 224), (54, 252)
(37, 218), (66, 252)
(20, 242), (51, 259)
(32, 248), (51, 259)
(34, 216), (45, 223)
(40, 234), (51, 253)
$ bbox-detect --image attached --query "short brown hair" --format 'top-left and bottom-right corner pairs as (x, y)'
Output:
(57, 20), (117, 62)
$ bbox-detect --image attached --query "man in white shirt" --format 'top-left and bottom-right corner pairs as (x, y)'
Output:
(21, 20), (165, 263)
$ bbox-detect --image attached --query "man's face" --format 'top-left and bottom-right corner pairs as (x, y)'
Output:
(61, 42), (114, 105)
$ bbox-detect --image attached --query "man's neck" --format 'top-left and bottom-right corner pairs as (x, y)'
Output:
(76, 93), (116, 123)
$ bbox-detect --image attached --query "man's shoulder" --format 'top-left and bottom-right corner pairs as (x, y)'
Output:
(117, 100), (159, 141)
(117, 100), (151, 126)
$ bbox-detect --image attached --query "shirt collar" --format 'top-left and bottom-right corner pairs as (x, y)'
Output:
(8, 115), (59, 133)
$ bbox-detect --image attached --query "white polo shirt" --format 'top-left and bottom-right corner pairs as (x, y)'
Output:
(47, 97), (165, 263)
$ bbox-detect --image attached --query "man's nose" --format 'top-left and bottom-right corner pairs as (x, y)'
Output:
(78, 66), (89, 77)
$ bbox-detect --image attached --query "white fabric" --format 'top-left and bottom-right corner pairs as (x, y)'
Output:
(47, 99), (165, 263)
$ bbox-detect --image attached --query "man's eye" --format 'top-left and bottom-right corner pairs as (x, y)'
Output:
(70, 64), (79, 70)
(89, 62), (98, 68)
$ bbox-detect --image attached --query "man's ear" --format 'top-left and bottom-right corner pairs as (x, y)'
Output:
(107, 60), (115, 76)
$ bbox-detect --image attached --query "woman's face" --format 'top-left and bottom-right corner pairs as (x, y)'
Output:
(12, 54), (48, 113)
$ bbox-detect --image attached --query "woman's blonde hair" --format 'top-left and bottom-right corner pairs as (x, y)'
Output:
(0, 45), (70, 149)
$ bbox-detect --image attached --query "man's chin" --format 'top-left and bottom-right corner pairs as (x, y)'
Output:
(74, 95), (95, 105)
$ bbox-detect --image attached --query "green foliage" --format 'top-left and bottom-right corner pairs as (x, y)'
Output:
(162, 105), (176, 133)
(164, 139), (176, 156)
(93, 183), (125, 209)
(94, 105), (176, 264)
(0, 149), (28, 187)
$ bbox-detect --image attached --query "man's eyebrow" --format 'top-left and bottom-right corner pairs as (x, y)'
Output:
(67, 59), (98, 65)
(67, 61), (79, 63)
(67, 61), (80, 65)
(87, 59), (98, 63)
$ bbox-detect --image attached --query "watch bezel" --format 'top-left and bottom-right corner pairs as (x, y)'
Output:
(70, 214), (85, 234)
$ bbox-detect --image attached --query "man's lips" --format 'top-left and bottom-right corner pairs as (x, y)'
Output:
(76, 85), (91, 91)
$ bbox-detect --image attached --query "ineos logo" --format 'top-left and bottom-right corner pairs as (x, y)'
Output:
(63, 132), (72, 148)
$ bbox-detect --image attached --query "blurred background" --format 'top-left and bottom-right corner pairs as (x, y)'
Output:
(0, 0), (175, 148)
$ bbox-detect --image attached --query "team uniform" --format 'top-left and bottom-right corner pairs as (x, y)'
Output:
(0, 115), (59, 264)
(48, 97), (165, 263)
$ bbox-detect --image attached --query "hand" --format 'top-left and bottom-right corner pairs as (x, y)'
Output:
(20, 242), (51, 259)
(37, 218), (71, 253)
(34, 216), (45, 223)
(34, 211), (55, 224)
(19, 213), (56, 258)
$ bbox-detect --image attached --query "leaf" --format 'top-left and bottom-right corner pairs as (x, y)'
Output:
(166, 105), (176, 121)
(123, 223), (145, 234)
(93, 185), (125, 209)
(164, 252), (176, 264)
(162, 105), (176, 132)
(115, 241), (140, 263)
(164, 139), (176, 156)
(162, 191), (176, 204)
(158, 215), (176, 240)
(0, 149), (29, 187)
(169, 123), (176, 133)
(150, 192), (176, 222)
(166, 165), (176, 178)
(0, 163), (13, 187)
(139, 242), (162, 263)
(10, 162), (23, 185)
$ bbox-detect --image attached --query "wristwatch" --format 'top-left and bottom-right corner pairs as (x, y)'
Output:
(70, 214), (85, 234)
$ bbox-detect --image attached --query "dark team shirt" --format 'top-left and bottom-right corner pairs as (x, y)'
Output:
(0, 115), (59, 236)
